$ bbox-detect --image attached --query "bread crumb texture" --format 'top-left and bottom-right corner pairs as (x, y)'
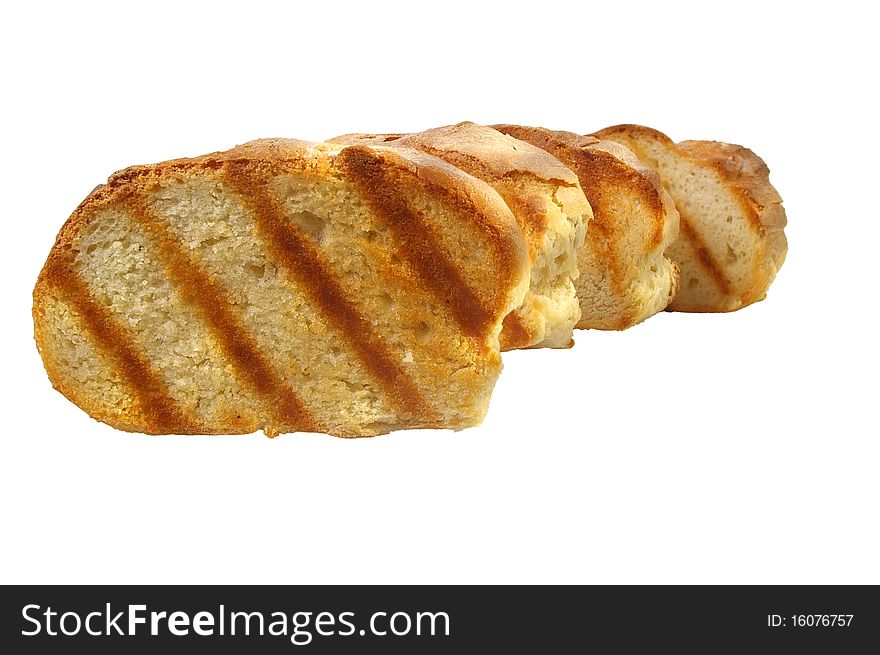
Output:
(329, 123), (591, 349)
(33, 140), (530, 437)
(492, 125), (680, 330)
(593, 125), (787, 312)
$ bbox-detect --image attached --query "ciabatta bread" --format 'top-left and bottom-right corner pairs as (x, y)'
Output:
(493, 125), (680, 330)
(330, 122), (591, 349)
(33, 139), (530, 437)
(592, 125), (787, 312)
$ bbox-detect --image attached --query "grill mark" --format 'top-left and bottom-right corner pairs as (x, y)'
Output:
(223, 166), (438, 424)
(45, 260), (195, 433)
(630, 173), (667, 250)
(405, 144), (561, 235)
(500, 311), (532, 349)
(577, 149), (670, 292)
(123, 194), (318, 435)
(502, 131), (669, 288)
(589, 131), (739, 301)
(581, 194), (625, 295)
(677, 213), (732, 296)
(501, 140), (624, 292)
(341, 136), (570, 238)
(336, 146), (496, 339)
(504, 193), (548, 249)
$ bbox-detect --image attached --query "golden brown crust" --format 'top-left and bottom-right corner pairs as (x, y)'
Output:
(336, 146), (506, 340)
(330, 123), (589, 349)
(33, 139), (528, 437)
(493, 124), (679, 330)
(334, 122), (580, 185)
(594, 125), (787, 311)
(500, 312), (532, 349)
(492, 126), (669, 244)
(332, 124), (582, 246)
(334, 143), (529, 314)
(677, 139), (787, 236)
(594, 124), (673, 147)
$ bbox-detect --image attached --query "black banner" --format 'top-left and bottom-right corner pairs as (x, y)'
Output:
(1, 585), (877, 652)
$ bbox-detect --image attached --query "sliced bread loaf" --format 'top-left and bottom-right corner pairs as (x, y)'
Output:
(593, 125), (787, 312)
(329, 122), (591, 349)
(33, 139), (530, 437)
(493, 125), (680, 330)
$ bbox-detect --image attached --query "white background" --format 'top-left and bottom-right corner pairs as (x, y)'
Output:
(1, 1), (877, 584)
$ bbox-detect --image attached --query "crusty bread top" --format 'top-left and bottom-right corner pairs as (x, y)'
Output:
(44, 138), (529, 324)
(595, 125), (786, 237)
(329, 123), (591, 349)
(593, 124), (787, 311)
(494, 125), (671, 246)
(329, 122), (587, 252)
(675, 139), (787, 237)
(34, 139), (530, 436)
(493, 124), (680, 330)
(330, 142), (531, 335)
(333, 122), (581, 185)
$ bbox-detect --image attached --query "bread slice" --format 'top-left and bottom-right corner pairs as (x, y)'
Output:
(592, 125), (787, 312)
(329, 122), (591, 349)
(492, 125), (680, 330)
(33, 139), (530, 437)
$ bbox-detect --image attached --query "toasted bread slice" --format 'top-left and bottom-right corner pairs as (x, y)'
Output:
(593, 125), (787, 312)
(33, 139), (530, 437)
(492, 125), (680, 330)
(329, 123), (591, 349)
